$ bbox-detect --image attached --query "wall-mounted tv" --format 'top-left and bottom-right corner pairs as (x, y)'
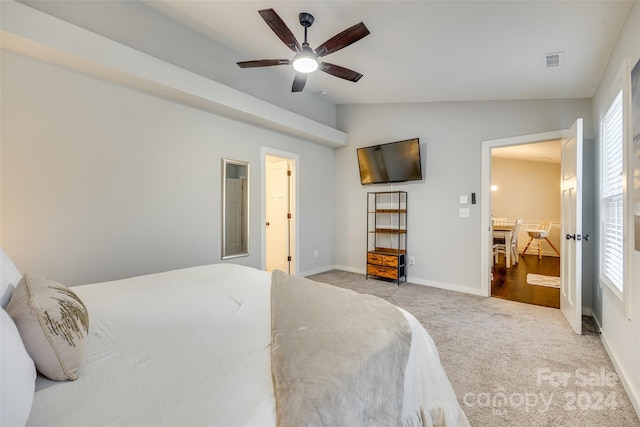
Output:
(357, 138), (422, 185)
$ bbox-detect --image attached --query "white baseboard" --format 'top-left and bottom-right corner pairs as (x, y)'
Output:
(299, 265), (337, 277)
(332, 264), (365, 275)
(406, 276), (486, 296)
(599, 330), (640, 420)
(516, 250), (560, 258)
(330, 265), (486, 297)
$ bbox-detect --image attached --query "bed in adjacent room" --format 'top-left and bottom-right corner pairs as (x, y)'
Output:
(1, 248), (469, 426)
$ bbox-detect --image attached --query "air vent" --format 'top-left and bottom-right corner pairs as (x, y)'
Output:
(544, 52), (563, 68)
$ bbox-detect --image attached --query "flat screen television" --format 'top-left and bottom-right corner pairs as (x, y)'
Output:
(357, 138), (422, 185)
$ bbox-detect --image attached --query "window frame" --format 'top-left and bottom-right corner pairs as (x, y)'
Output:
(598, 58), (633, 319)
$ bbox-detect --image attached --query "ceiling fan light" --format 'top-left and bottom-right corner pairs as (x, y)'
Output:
(292, 55), (318, 73)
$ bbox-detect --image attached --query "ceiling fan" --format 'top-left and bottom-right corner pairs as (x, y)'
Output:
(237, 9), (370, 92)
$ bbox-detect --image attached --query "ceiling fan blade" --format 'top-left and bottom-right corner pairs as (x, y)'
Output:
(237, 59), (290, 68)
(319, 62), (363, 82)
(292, 73), (307, 92)
(315, 22), (370, 57)
(258, 9), (301, 53)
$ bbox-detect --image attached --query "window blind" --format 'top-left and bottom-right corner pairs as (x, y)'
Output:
(601, 90), (624, 293)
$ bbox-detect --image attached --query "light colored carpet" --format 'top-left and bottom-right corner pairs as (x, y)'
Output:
(308, 270), (640, 427)
(527, 273), (561, 288)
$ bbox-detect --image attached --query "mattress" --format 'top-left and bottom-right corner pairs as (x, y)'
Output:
(26, 263), (468, 426)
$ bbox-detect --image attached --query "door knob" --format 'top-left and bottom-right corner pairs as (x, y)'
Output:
(266, 222), (270, 226)
(565, 233), (589, 241)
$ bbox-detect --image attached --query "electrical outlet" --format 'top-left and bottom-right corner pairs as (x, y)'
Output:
(409, 256), (415, 265)
(314, 250), (318, 258)
(459, 208), (470, 218)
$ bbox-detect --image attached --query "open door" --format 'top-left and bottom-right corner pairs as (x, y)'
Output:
(560, 118), (583, 334)
(266, 156), (291, 273)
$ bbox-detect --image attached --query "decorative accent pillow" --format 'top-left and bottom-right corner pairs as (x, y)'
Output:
(6, 274), (90, 381)
(1, 308), (36, 427)
(1, 247), (23, 309)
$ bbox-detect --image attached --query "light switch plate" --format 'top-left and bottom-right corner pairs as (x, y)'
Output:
(459, 195), (469, 205)
(459, 208), (470, 218)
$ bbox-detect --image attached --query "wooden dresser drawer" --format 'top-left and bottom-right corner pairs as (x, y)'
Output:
(367, 264), (398, 279)
(367, 253), (399, 267)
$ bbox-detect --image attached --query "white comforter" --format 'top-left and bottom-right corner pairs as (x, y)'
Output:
(27, 263), (468, 426)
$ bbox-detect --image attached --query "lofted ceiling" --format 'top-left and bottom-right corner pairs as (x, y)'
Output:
(144, 0), (633, 105)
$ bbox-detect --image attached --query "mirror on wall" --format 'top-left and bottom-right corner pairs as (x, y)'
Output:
(221, 159), (249, 259)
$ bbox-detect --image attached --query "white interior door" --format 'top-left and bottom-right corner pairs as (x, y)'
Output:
(560, 118), (583, 334)
(266, 157), (290, 273)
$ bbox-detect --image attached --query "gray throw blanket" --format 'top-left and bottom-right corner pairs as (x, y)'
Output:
(271, 270), (412, 427)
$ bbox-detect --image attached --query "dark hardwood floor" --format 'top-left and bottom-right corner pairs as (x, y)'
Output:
(491, 253), (560, 309)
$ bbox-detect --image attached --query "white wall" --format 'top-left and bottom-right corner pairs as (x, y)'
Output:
(491, 157), (562, 255)
(590, 0), (640, 416)
(0, 51), (336, 285)
(335, 99), (593, 293)
(491, 157), (561, 225)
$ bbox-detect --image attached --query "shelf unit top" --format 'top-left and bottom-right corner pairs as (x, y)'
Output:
(369, 248), (406, 255)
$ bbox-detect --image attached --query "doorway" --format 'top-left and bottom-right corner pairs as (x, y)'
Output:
(490, 140), (562, 308)
(262, 148), (298, 274)
(482, 122), (584, 334)
(480, 129), (566, 298)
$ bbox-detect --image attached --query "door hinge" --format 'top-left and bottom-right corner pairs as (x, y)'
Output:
(287, 256), (292, 262)
(287, 213), (292, 219)
(287, 170), (291, 176)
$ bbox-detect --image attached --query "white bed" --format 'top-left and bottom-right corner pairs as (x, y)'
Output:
(3, 260), (469, 426)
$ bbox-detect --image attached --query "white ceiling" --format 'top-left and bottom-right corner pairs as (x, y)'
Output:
(492, 140), (561, 164)
(145, 0), (633, 105)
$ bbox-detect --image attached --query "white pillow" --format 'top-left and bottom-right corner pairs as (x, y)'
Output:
(1, 308), (37, 427)
(1, 247), (23, 309)
(6, 274), (89, 381)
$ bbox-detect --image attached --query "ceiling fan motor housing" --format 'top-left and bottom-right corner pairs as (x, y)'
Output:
(299, 12), (314, 27)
